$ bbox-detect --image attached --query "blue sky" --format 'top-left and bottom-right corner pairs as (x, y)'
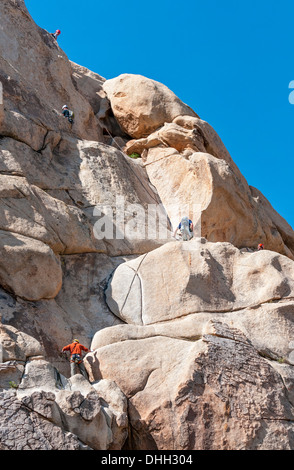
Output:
(25, 0), (294, 228)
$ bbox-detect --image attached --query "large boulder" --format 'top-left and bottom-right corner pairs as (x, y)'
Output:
(103, 74), (198, 138)
(0, 230), (62, 300)
(0, 174), (96, 255)
(105, 239), (294, 325)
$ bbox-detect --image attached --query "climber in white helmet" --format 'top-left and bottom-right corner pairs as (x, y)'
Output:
(62, 105), (74, 126)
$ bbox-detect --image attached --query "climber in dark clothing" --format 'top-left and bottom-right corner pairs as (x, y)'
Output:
(62, 105), (74, 126)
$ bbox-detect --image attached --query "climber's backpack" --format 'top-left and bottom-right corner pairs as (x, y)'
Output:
(180, 217), (190, 230)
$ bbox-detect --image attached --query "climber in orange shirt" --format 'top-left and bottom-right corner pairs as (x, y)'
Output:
(62, 339), (89, 378)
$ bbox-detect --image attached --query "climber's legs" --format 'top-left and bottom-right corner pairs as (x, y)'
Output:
(180, 226), (192, 241)
(70, 360), (87, 378)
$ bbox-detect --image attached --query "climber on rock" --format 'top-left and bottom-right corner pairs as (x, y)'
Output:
(62, 339), (89, 378)
(62, 105), (74, 126)
(258, 243), (264, 251)
(51, 29), (61, 40)
(174, 216), (194, 241)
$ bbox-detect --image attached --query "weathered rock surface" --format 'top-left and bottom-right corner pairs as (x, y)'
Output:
(0, 390), (88, 450)
(124, 115), (294, 259)
(0, 252), (127, 379)
(0, 136), (168, 257)
(0, 384), (127, 450)
(0, 230), (62, 300)
(1, 0), (294, 452)
(86, 320), (294, 450)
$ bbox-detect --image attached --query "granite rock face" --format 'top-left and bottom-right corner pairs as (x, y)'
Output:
(125, 115), (294, 260)
(1, 0), (294, 451)
(0, 386), (127, 450)
(104, 239), (294, 325)
(86, 240), (294, 449)
(86, 321), (294, 450)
